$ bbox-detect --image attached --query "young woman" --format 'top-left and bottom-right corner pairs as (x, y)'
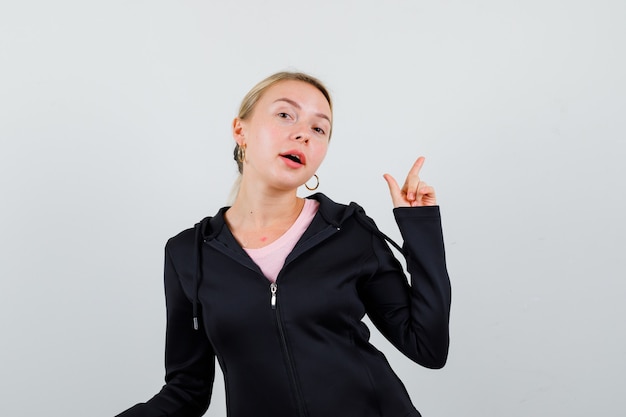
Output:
(116, 71), (451, 417)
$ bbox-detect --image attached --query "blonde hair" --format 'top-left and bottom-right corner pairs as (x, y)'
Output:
(233, 71), (333, 174)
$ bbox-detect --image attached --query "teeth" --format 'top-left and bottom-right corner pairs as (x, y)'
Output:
(284, 154), (301, 163)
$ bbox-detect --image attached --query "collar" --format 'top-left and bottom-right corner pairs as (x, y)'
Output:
(199, 192), (359, 242)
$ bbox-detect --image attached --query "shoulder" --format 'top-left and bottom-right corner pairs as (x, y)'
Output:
(165, 212), (216, 257)
(306, 192), (363, 226)
(167, 227), (196, 249)
(164, 227), (197, 270)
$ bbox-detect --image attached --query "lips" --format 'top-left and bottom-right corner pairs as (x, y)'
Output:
(280, 151), (306, 165)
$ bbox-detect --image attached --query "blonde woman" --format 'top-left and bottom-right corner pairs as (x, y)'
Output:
(116, 71), (451, 417)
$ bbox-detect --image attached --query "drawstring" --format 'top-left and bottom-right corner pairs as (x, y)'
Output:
(192, 221), (202, 330)
(353, 207), (405, 256)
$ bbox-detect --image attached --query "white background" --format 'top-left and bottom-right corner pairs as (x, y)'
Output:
(1, 1), (625, 416)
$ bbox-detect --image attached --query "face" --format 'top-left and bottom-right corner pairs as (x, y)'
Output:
(233, 80), (332, 191)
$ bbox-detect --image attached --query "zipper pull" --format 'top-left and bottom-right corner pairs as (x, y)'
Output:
(270, 282), (277, 309)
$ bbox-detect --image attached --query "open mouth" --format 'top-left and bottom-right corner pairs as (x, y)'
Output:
(281, 154), (304, 165)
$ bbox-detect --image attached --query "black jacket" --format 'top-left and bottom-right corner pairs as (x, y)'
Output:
(117, 193), (451, 417)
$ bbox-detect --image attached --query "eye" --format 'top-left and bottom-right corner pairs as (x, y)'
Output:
(313, 127), (326, 135)
(277, 112), (291, 119)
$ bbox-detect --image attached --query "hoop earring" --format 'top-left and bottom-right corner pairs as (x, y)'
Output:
(305, 174), (319, 191)
(236, 144), (246, 163)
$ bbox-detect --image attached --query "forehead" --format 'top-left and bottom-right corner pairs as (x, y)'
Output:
(261, 80), (331, 114)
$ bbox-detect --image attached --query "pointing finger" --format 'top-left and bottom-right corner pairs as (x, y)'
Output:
(409, 156), (425, 177)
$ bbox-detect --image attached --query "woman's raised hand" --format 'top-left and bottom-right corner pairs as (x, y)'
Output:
(383, 156), (437, 208)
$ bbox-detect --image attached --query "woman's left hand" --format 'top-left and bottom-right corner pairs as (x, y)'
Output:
(383, 156), (437, 208)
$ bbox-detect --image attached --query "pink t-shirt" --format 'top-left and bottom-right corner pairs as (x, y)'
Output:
(244, 198), (319, 282)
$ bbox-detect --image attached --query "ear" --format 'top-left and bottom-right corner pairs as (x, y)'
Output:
(232, 117), (246, 145)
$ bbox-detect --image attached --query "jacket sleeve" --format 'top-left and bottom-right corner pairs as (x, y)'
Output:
(116, 242), (215, 417)
(359, 205), (451, 369)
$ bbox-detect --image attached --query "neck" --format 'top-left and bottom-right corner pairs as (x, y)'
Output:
(228, 185), (304, 229)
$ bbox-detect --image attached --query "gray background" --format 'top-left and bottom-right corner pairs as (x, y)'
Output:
(1, 1), (625, 416)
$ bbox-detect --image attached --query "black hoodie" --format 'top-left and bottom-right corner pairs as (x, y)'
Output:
(116, 193), (451, 417)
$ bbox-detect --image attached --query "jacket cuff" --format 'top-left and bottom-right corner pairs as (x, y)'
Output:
(393, 205), (440, 219)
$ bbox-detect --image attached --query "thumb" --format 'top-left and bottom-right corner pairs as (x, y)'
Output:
(383, 173), (403, 207)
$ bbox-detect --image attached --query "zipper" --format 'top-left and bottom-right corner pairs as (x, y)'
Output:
(269, 282), (308, 417)
(270, 282), (277, 309)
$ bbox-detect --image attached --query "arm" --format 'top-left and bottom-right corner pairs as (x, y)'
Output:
(116, 242), (215, 417)
(359, 156), (450, 368)
(359, 206), (451, 369)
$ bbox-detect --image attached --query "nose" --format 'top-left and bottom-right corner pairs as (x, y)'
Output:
(292, 121), (311, 142)
(294, 133), (309, 143)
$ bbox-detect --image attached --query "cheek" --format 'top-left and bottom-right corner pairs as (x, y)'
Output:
(311, 141), (329, 162)
(249, 126), (279, 153)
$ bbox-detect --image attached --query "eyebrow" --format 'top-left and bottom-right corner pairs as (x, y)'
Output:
(273, 98), (331, 124)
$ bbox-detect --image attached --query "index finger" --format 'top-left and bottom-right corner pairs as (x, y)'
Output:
(408, 156), (426, 178)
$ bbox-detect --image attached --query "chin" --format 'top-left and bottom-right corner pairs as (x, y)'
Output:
(272, 179), (305, 192)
